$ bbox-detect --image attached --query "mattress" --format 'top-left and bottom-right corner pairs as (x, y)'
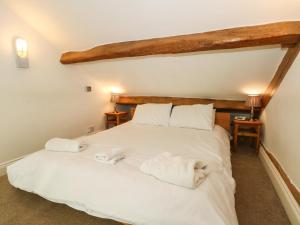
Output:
(7, 122), (239, 225)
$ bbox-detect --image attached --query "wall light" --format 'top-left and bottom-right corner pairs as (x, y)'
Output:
(16, 38), (28, 57)
(14, 37), (29, 68)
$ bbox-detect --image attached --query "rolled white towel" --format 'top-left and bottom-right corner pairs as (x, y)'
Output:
(45, 138), (88, 152)
(140, 152), (208, 189)
(95, 147), (125, 165)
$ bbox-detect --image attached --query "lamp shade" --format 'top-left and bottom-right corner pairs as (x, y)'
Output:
(110, 93), (119, 103)
(245, 95), (261, 107)
(14, 37), (29, 68)
(15, 38), (28, 58)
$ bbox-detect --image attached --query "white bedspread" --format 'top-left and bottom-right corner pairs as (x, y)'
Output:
(7, 123), (239, 225)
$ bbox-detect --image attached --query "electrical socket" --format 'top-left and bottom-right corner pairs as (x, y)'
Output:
(86, 125), (96, 135)
(85, 86), (92, 92)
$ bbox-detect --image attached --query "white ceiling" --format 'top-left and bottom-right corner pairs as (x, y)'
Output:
(3, 0), (300, 100)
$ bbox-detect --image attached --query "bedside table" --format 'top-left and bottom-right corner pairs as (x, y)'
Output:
(105, 111), (128, 129)
(233, 119), (263, 154)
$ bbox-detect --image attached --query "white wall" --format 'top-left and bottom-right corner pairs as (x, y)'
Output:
(0, 5), (110, 165)
(80, 48), (283, 100)
(4, 0), (300, 51)
(5, 0), (300, 100)
(261, 55), (300, 189)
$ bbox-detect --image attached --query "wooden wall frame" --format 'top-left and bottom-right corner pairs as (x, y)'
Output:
(60, 21), (300, 109)
(262, 42), (300, 108)
(60, 21), (300, 64)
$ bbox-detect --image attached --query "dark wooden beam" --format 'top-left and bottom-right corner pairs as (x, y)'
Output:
(117, 96), (248, 111)
(281, 43), (297, 48)
(262, 42), (300, 108)
(60, 21), (300, 64)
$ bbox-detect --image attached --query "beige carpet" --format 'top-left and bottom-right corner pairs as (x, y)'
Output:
(232, 146), (290, 225)
(0, 146), (290, 225)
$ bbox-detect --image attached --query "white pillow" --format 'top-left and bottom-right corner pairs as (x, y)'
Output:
(131, 103), (172, 126)
(169, 104), (215, 130)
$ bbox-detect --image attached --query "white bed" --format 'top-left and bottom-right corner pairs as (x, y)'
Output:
(7, 122), (239, 225)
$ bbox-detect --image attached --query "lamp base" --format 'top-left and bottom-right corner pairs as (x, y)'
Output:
(114, 105), (118, 113)
(250, 106), (254, 121)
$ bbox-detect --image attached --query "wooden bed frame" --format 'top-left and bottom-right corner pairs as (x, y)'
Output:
(214, 112), (231, 132)
(125, 96), (232, 132)
(117, 96), (233, 225)
(118, 95), (247, 111)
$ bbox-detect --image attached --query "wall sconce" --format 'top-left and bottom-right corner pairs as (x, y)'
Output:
(14, 37), (29, 68)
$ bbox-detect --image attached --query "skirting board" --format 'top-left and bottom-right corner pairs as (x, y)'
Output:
(0, 155), (26, 177)
(259, 147), (300, 225)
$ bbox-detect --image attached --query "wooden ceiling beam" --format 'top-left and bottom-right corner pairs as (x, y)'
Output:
(281, 43), (297, 48)
(262, 42), (300, 108)
(60, 21), (300, 64)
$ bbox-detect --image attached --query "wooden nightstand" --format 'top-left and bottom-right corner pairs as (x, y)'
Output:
(105, 111), (128, 129)
(234, 119), (263, 154)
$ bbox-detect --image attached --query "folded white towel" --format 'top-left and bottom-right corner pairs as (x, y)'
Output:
(45, 138), (88, 152)
(95, 147), (125, 165)
(140, 152), (208, 189)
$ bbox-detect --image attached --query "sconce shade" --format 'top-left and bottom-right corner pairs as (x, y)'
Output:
(110, 93), (119, 103)
(245, 95), (262, 107)
(14, 37), (29, 68)
(15, 38), (28, 58)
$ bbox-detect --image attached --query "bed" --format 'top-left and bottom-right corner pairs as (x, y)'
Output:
(7, 105), (239, 225)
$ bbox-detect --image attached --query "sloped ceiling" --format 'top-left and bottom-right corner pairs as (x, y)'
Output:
(4, 0), (300, 100)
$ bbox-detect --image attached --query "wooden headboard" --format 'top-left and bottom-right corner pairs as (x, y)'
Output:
(215, 112), (231, 132)
(117, 96), (247, 132)
(129, 106), (231, 132)
(118, 96), (248, 111)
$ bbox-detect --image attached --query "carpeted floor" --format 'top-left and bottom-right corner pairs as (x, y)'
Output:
(232, 146), (290, 225)
(0, 146), (290, 225)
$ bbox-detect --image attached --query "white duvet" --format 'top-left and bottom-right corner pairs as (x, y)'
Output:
(7, 122), (239, 225)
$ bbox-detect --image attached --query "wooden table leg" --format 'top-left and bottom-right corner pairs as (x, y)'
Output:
(105, 115), (109, 129)
(256, 127), (261, 154)
(116, 115), (121, 125)
(233, 124), (238, 151)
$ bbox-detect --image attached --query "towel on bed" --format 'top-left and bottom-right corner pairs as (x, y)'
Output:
(94, 147), (125, 165)
(45, 138), (88, 152)
(140, 152), (208, 189)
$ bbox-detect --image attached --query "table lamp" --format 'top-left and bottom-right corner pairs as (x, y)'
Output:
(110, 92), (120, 113)
(245, 94), (261, 121)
